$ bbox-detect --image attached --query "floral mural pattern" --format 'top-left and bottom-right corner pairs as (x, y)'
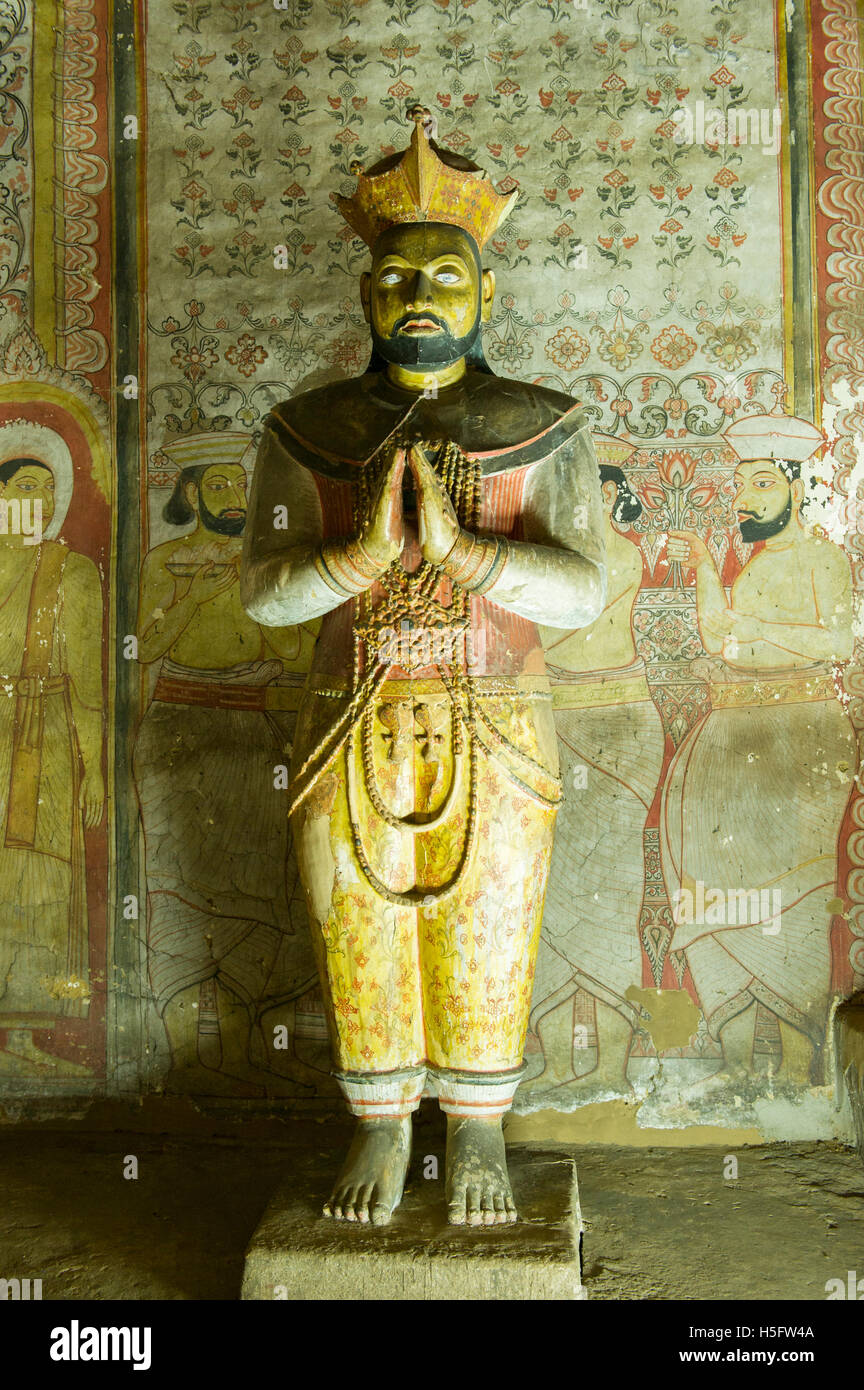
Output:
(145, 0), (785, 446)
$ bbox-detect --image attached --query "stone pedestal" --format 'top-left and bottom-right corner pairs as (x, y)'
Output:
(242, 1143), (584, 1300)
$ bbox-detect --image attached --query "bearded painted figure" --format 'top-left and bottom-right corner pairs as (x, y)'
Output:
(663, 414), (856, 1084)
(241, 107), (606, 1226)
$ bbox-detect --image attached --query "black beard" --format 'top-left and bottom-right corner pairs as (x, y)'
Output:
(199, 496), (246, 536)
(738, 493), (792, 542)
(370, 310), (481, 368)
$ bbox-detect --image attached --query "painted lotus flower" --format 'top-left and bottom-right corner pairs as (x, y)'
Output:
(652, 324), (697, 369)
(545, 326), (590, 370)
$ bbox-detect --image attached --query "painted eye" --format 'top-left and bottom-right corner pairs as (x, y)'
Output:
(435, 270), (461, 284)
(379, 271), (403, 286)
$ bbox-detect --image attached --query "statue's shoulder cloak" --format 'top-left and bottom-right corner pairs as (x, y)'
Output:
(264, 369), (589, 480)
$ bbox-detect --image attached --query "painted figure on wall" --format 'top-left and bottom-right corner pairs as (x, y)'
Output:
(242, 107), (606, 1225)
(0, 422), (104, 1075)
(663, 413), (857, 1083)
(133, 431), (321, 1097)
(526, 434), (665, 1101)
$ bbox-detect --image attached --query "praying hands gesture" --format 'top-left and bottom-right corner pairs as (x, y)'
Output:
(406, 444), (462, 566)
(361, 442), (465, 569)
(360, 444), (407, 570)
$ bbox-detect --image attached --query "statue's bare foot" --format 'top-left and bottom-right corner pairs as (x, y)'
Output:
(323, 1116), (412, 1226)
(445, 1116), (517, 1226)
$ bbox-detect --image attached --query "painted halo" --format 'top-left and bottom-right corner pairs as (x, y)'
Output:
(0, 419), (74, 539)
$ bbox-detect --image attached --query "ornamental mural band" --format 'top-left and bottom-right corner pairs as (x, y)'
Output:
(0, 0), (861, 1155)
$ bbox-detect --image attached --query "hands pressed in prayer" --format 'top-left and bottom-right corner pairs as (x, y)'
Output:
(361, 444), (407, 569)
(407, 444), (462, 566)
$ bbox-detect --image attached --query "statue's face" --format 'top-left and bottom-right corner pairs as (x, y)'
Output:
(190, 462), (248, 536)
(0, 462), (55, 526)
(361, 222), (494, 369)
(733, 458), (798, 541)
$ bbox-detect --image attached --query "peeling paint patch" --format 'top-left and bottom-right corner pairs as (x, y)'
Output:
(624, 986), (701, 1052)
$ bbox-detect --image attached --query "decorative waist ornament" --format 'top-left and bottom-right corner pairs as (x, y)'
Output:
(241, 104), (606, 1228)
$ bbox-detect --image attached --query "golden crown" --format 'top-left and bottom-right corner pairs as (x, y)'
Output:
(335, 105), (518, 252)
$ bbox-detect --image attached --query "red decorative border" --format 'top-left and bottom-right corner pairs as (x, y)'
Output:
(813, 0), (864, 992)
(56, 0), (111, 389)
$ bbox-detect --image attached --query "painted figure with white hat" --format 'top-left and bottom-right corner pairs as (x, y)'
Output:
(525, 435), (666, 1104)
(663, 412), (857, 1082)
(134, 432), (321, 1097)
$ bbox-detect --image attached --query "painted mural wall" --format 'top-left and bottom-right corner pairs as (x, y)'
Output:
(0, 0), (862, 1138)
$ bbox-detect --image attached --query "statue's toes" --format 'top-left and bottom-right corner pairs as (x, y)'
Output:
(370, 1199), (392, 1226)
(323, 1189), (344, 1218)
(466, 1185), (483, 1226)
(355, 1183), (374, 1223)
(342, 1187), (360, 1221)
(447, 1185), (467, 1225)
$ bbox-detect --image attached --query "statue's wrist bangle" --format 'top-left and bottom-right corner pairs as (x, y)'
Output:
(316, 536), (384, 596)
(440, 529), (476, 581)
(442, 530), (510, 594)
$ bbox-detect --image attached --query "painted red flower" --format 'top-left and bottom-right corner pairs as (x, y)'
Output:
(225, 333), (267, 378)
(651, 324), (697, 369)
(545, 326), (590, 371)
(639, 480), (667, 510)
(657, 450), (696, 487)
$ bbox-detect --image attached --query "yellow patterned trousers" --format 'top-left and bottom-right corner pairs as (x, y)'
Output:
(291, 677), (560, 1119)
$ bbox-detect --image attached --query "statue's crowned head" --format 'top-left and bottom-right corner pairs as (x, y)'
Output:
(338, 106), (517, 371)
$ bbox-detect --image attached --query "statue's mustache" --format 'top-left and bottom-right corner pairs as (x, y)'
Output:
(391, 311), (451, 335)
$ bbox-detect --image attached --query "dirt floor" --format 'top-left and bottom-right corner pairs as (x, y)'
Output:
(0, 1107), (861, 1300)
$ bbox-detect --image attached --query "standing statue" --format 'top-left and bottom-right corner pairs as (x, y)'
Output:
(242, 107), (605, 1226)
